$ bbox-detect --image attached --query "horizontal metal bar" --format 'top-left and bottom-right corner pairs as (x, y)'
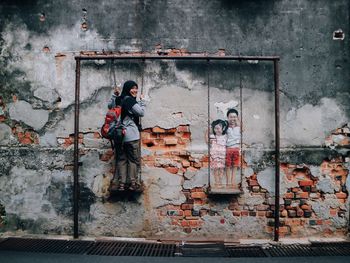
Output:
(75, 54), (280, 61)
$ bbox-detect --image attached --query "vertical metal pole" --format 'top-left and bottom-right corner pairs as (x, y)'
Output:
(239, 60), (243, 190)
(207, 59), (211, 189)
(73, 58), (81, 239)
(273, 59), (280, 242)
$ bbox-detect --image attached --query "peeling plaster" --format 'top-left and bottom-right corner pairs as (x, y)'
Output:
(8, 100), (49, 130)
(183, 168), (208, 189)
(282, 98), (347, 146)
(0, 166), (55, 220)
(309, 194), (344, 220)
(257, 167), (298, 196)
(143, 167), (186, 207)
(316, 175), (340, 193)
(0, 123), (17, 145)
(2, 21), (116, 108)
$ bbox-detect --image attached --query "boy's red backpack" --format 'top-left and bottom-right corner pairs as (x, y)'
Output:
(101, 106), (126, 146)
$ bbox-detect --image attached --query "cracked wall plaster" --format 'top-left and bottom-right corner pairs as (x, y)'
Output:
(183, 168), (208, 189)
(257, 167), (299, 196)
(8, 100), (49, 130)
(281, 98), (347, 146)
(316, 176), (340, 193)
(0, 166), (56, 220)
(2, 21), (115, 108)
(0, 123), (17, 145)
(142, 167), (186, 208)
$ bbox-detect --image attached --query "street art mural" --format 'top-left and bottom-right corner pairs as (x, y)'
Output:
(208, 101), (242, 193)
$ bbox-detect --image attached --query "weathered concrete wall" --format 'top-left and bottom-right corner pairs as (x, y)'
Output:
(0, 0), (349, 240)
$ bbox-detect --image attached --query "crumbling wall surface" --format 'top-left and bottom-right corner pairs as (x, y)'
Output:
(0, 0), (349, 240)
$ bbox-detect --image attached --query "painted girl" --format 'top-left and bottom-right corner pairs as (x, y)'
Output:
(209, 119), (227, 187)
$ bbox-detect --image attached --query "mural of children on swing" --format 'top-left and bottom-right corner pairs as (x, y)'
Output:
(209, 108), (241, 193)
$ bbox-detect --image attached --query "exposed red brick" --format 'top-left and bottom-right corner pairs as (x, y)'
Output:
(279, 226), (290, 234)
(280, 210), (288, 217)
(183, 210), (192, 217)
(257, 211), (266, 217)
(191, 192), (206, 199)
(335, 192), (347, 199)
(181, 220), (189, 227)
(188, 220), (201, 227)
(285, 219), (301, 226)
(181, 203), (194, 210)
(192, 162), (202, 168)
(142, 128), (152, 133)
(100, 150), (114, 162)
(200, 155), (209, 162)
(265, 226), (274, 233)
(181, 160), (190, 168)
(171, 219), (180, 226)
(241, 210), (249, 216)
(284, 192), (294, 199)
(232, 211), (241, 216)
(296, 209), (304, 217)
(177, 125), (190, 133)
(152, 127), (166, 133)
(165, 167), (179, 174)
(295, 192), (309, 199)
(266, 211), (274, 218)
(194, 199), (206, 205)
(20, 137), (33, 145)
(182, 132), (191, 139)
(24, 131), (31, 138)
(330, 209), (338, 216)
(300, 204), (311, 210)
(164, 138), (178, 145)
(292, 187), (301, 193)
(338, 199), (347, 204)
(166, 128), (177, 133)
(249, 179), (259, 186)
(298, 180), (314, 186)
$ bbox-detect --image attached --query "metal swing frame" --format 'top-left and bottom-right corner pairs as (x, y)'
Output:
(73, 53), (281, 241)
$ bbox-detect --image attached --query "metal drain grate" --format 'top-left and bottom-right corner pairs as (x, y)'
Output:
(266, 243), (350, 257)
(267, 244), (316, 257)
(87, 241), (176, 257)
(311, 242), (350, 257)
(0, 238), (94, 254)
(180, 243), (228, 257)
(1, 238), (350, 257)
(226, 246), (268, 257)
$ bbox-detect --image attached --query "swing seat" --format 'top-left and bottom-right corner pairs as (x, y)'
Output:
(109, 181), (144, 194)
(208, 186), (242, 195)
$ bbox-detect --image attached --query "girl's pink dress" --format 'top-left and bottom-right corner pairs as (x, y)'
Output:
(210, 135), (226, 168)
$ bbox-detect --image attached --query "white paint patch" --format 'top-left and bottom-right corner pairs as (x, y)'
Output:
(214, 101), (239, 116)
(253, 114), (260, 119)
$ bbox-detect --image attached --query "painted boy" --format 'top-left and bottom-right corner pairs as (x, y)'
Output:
(225, 108), (241, 189)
